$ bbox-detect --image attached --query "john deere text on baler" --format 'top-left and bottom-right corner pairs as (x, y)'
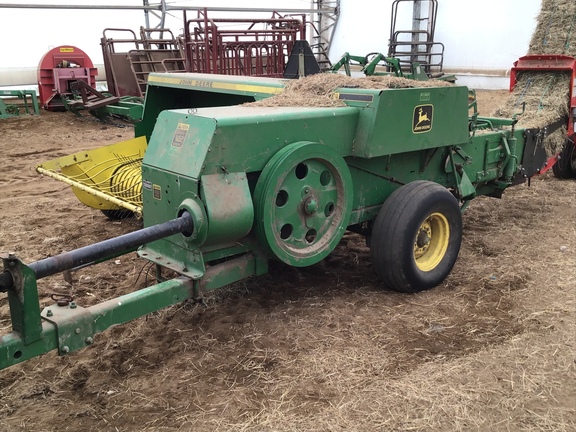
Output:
(0, 73), (554, 370)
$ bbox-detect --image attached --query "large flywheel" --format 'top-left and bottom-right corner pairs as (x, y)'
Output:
(254, 142), (353, 267)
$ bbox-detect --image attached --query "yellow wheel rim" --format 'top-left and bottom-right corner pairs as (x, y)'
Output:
(413, 212), (450, 272)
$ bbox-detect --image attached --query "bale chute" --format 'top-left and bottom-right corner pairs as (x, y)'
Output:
(501, 0), (576, 177)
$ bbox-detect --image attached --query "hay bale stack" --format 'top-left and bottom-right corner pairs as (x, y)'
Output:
(494, 0), (576, 156)
(529, 0), (576, 56)
(247, 74), (452, 108)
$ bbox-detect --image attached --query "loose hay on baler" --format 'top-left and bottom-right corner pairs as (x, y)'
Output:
(0, 72), (562, 370)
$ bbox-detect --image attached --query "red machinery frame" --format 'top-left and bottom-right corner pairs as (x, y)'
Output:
(510, 54), (576, 173)
(37, 46), (97, 111)
(101, 27), (185, 98)
(183, 9), (306, 77)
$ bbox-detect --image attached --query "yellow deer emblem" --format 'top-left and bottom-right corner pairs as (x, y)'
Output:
(416, 107), (430, 126)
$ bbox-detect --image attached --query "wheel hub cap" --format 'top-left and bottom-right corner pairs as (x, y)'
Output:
(413, 212), (450, 272)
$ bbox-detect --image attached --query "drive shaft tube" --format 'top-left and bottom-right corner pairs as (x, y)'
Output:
(0, 212), (193, 290)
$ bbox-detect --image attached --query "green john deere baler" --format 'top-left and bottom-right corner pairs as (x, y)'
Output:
(0, 72), (555, 370)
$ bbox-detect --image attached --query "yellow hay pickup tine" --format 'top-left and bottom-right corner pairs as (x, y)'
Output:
(36, 136), (147, 215)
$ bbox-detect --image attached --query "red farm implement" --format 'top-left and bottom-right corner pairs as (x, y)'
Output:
(97, 10), (314, 103)
(101, 27), (185, 98)
(182, 9), (307, 78)
(510, 54), (576, 178)
(37, 46), (98, 111)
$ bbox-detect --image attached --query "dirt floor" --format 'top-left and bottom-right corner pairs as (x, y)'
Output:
(0, 89), (575, 431)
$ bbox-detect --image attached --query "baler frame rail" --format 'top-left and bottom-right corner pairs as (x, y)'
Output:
(0, 213), (195, 366)
(0, 210), (270, 370)
(0, 90), (40, 118)
(331, 51), (455, 82)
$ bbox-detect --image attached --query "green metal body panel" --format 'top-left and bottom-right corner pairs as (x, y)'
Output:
(339, 86), (470, 158)
(200, 173), (254, 246)
(136, 73), (287, 141)
(140, 105), (360, 275)
(98, 100), (144, 121)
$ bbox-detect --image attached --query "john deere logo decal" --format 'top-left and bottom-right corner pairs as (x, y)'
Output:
(413, 104), (433, 133)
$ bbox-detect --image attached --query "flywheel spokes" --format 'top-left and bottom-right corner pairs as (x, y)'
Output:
(254, 142), (353, 266)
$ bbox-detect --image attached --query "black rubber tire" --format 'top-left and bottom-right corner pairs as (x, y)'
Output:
(569, 142), (576, 178)
(101, 209), (134, 220)
(370, 180), (462, 293)
(552, 140), (576, 179)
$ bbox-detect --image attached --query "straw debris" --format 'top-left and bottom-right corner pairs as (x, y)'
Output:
(247, 73), (452, 108)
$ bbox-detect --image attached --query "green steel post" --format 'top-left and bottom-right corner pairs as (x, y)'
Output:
(2, 255), (43, 346)
(24, 90), (40, 115)
(503, 135), (518, 182)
